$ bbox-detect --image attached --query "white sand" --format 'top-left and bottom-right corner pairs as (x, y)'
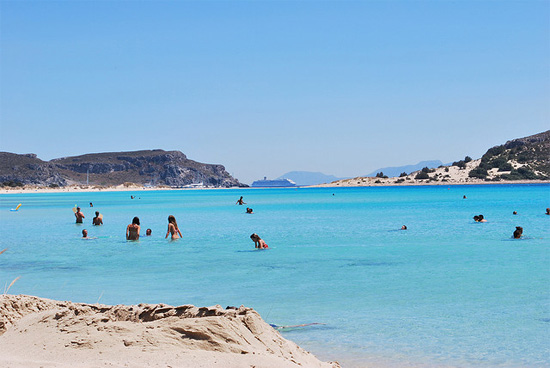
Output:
(2, 159), (546, 194)
(0, 295), (339, 368)
(313, 159), (548, 187)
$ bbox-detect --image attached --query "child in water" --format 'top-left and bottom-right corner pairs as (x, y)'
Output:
(250, 233), (268, 249)
(513, 226), (523, 239)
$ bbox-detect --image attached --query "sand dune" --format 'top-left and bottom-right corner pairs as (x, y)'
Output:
(0, 295), (339, 368)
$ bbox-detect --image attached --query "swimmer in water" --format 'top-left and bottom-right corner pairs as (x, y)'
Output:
(401, 225), (407, 230)
(250, 233), (268, 249)
(246, 207), (253, 214)
(146, 228), (152, 236)
(126, 217), (140, 240)
(474, 215), (487, 223)
(236, 196), (246, 205)
(75, 207), (85, 224)
(513, 211), (517, 215)
(546, 208), (550, 215)
(463, 195), (467, 199)
(513, 226), (523, 239)
(89, 202), (93, 207)
(82, 229), (88, 238)
(92, 211), (103, 225)
(165, 215), (182, 240)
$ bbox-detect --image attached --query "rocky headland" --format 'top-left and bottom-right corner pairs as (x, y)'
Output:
(0, 150), (246, 188)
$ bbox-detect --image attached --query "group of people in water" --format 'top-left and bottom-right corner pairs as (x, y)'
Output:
(471, 207), (550, 239)
(236, 196), (254, 215)
(76, 195), (267, 248)
(124, 215), (181, 240)
(76, 205), (181, 241)
(75, 195), (548, 244)
(236, 196), (268, 248)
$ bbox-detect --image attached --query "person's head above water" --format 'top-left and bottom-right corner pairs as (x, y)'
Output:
(401, 225), (407, 230)
(95, 211), (99, 216)
(76, 207), (81, 211)
(132, 217), (140, 225)
(82, 229), (88, 238)
(513, 226), (523, 239)
(546, 208), (550, 215)
(168, 215), (178, 227)
(250, 233), (260, 240)
(146, 228), (152, 236)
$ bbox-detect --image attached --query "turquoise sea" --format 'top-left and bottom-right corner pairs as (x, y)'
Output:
(1, 184), (549, 367)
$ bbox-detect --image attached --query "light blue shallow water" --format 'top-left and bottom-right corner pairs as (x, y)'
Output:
(0, 185), (549, 367)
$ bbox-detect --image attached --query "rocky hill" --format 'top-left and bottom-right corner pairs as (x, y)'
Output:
(0, 150), (245, 188)
(315, 130), (550, 187)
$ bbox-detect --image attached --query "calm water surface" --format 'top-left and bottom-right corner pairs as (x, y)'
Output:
(1, 184), (549, 367)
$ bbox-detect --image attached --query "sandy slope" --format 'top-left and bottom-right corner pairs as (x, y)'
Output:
(313, 159), (548, 187)
(0, 295), (339, 368)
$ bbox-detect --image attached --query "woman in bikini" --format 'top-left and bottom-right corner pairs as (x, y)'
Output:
(165, 215), (183, 240)
(126, 217), (141, 240)
(250, 233), (268, 249)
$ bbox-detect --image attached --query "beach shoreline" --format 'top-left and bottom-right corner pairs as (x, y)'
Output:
(1, 179), (548, 194)
(0, 294), (339, 368)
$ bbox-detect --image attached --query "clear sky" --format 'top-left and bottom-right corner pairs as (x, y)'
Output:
(1, 1), (548, 184)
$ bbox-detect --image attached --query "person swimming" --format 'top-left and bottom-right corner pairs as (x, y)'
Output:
(92, 211), (103, 225)
(513, 226), (523, 239)
(236, 196), (246, 205)
(546, 208), (550, 215)
(250, 233), (268, 249)
(246, 207), (253, 214)
(146, 228), (152, 236)
(474, 215), (487, 223)
(401, 225), (407, 230)
(126, 217), (140, 240)
(75, 207), (85, 224)
(513, 211), (517, 215)
(165, 215), (182, 240)
(89, 202), (93, 207)
(82, 229), (88, 238)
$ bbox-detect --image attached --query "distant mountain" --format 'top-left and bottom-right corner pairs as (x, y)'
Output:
(276, 171), (346, 186)
(366, 160), (443, 178)
(0, 150), (246, 188)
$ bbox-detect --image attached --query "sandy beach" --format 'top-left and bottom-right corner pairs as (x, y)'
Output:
(0, 294), (339, 368)
(312, 159), (548, 188)
(1, 160), (548, 195)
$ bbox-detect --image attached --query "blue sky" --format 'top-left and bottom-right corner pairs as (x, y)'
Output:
(1, 1), (548, 184)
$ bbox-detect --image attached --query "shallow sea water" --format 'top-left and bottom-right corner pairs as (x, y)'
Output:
(0, 184), (549, 367)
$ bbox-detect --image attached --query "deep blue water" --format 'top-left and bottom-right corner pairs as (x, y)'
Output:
(0, 184), (549, 367)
